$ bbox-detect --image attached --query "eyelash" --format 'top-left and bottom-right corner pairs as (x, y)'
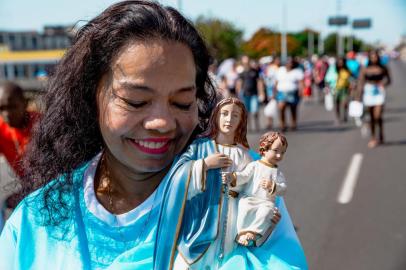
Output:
(121, 98), (192, 111)
(173, 103), (192, 110)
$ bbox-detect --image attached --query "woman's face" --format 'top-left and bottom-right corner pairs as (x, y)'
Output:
(337, 59), (344, 68)
(98, 39), (198, 173)
(217, 103), (242, 139)
(370, 53), (379, 64)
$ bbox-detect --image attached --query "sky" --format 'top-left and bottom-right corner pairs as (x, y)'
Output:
(0, 0), (405, 47)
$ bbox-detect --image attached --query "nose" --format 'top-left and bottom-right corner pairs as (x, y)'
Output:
(143, 105), (176, 133)
(224, 114), (232, 123)
(276, 153), (281, 158)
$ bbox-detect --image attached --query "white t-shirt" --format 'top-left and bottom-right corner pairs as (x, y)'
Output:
(276, 67), (304, 92)
(83, 153), (163, 227)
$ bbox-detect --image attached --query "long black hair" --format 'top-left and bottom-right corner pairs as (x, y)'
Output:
(21, 0), (216, 227)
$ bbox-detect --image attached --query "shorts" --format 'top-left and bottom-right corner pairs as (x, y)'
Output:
(276, 90), (300, 105)
(241, 95), (259, 113)
(334, 88), (349, 102)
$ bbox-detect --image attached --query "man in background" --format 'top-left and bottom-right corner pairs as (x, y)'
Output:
(0, 81), (39, 229)
(236, 55), (265, 131)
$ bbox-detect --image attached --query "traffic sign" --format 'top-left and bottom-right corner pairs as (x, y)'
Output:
(352, 19), (372, 29)
(328, 16), (348, 26)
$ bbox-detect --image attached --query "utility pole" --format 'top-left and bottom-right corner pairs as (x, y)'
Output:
(177, 0), (182, 11)
(281, 0), (288, 63)
(336, 0), (344, 56)
(308, 30), (314, 57)
(318, 32), (324, 55)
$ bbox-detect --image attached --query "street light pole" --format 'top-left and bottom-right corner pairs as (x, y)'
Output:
(281, 0), (288, 63)
(308, 30), (314, 57)
(177, 0), (182, 11)
(336, 0), (344, 56)
(318, 32), (324, 55)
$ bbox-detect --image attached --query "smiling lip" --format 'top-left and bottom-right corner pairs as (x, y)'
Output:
(129, 138), (172, 155)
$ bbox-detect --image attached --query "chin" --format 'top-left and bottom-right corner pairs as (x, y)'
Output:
(135, 159), (172, 173)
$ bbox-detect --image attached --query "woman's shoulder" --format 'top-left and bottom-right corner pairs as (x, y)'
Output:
(8, 161), (91, 225)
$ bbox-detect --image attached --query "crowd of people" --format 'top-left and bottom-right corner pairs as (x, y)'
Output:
(213, 49), (391, 147)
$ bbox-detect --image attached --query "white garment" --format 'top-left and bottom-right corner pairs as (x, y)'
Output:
(175, 143), (252, 269)
(83, 153), (163, 227)
(363, 83), (385, 107)
(235, 161), (287, 238)
(225, 71), (238, 89)
(276, 67), (304, 93)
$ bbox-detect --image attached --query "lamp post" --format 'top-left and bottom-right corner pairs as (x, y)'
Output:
(281, 0), (288, 63)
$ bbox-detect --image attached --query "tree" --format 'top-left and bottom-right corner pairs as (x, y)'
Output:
(324, 33), (370, 55)
(242, 27), (301, 59)
(292, 28), (320, 56)
(195, 16), (243, 62)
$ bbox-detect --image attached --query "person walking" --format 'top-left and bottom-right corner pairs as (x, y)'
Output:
(274, 58), (304, 131)
(357, 50), (391, 148)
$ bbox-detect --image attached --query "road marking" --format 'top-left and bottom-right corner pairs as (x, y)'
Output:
(337, 153), (364, 204)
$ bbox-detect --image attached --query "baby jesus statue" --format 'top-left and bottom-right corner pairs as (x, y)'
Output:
(223, 131), (288, 247)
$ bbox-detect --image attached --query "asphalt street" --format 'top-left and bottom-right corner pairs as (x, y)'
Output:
(247, 60), (406, 270)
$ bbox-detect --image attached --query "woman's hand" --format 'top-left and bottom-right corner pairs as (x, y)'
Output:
(204, 153), (232, 170)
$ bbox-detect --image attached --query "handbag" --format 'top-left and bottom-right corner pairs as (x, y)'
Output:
(348, 100), (364, 118)
(264, 99), (278, 118)
(324, 92), (334, 111)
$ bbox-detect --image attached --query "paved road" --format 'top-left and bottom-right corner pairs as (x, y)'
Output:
(247, 60), (406, 270)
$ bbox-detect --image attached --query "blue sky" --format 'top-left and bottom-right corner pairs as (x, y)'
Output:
(0, 0), (405, 47)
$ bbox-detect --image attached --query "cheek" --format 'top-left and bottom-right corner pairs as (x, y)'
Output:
(177, 108), (198, 135)
(99, 103), (136, 137)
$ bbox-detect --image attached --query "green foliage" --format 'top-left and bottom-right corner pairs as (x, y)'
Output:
(195, 16), (243, 62)
(324, 33), (370, 55)
(292, 29), (320, 56)
(194, 15), (372, 60)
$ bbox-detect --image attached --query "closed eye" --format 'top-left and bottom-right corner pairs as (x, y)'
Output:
(112, 91), (148, 109)
(172, 102), (193, 111)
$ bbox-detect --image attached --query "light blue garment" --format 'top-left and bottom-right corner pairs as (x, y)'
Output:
(346, 59), (360, 78)
(1, 141), (307, 270)
(325, 66), (338, 91)
(155, 139), (308, 270)
(0, 161), (164, 270)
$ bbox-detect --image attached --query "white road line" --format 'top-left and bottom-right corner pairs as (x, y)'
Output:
(337, 153), (364, 204)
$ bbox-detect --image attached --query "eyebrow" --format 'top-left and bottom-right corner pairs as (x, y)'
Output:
(119, 82), (196, 93)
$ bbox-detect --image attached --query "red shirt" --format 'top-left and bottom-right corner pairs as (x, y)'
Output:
(0, 112), (39, 176)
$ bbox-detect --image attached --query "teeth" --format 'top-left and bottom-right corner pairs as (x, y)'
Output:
(134, 140), (167, 149)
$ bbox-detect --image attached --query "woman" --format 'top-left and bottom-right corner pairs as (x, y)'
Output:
(274, 58), (304, 131)
(0, 1), (217, 269)
(358, 51), (391, 148)
(0, 2), (306, 270)
(334, 57), (351, 123)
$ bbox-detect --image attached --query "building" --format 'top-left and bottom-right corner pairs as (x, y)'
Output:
(0, 25), (74, 91)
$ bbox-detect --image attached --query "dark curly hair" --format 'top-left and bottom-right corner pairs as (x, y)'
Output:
(20, 0), (216, 227)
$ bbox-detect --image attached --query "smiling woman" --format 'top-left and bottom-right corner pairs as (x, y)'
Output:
(0, 1), (216, 269)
